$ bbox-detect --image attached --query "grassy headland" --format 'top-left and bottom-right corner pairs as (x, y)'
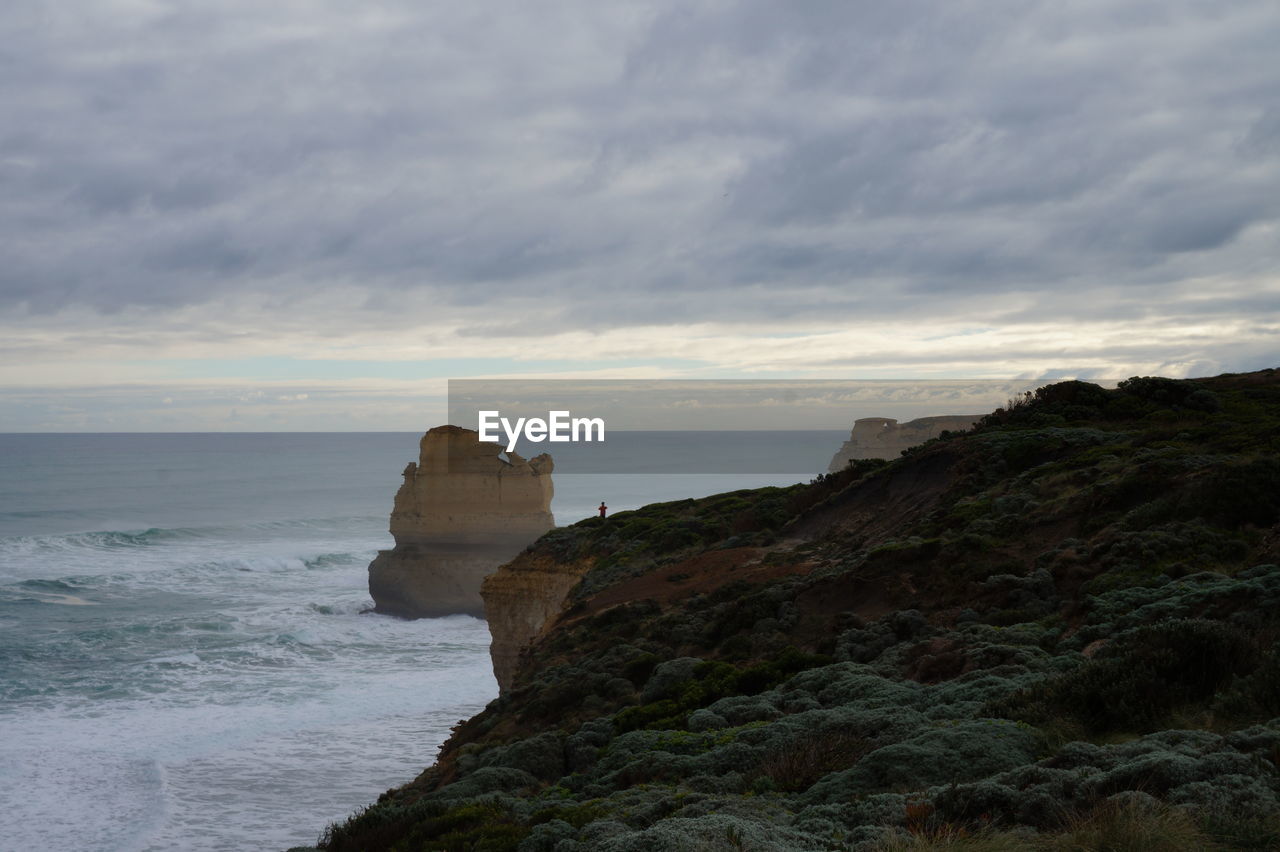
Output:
(308, 369), (1280, 851)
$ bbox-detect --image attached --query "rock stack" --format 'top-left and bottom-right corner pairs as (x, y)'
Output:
(368, 425), (554, 618)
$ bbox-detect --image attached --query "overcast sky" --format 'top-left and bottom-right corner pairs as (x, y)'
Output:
(2, 0), (1277, 430)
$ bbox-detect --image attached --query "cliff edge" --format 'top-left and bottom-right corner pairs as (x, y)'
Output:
(367, 425), (554, 619)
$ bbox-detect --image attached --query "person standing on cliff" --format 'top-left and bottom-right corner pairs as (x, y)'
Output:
(598, 501), (607, 518)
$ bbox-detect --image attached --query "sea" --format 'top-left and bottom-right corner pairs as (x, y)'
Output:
(0, 432), (836, 852)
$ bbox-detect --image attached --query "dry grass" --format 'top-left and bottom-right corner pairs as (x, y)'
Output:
(1045, 798), (1222, 851)
(875, 799), (1224, 852)
(877, 825), (1032, 852)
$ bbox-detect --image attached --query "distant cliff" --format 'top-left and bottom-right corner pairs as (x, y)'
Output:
(827, 414), (981, 471)
(367, 425), (554, 618)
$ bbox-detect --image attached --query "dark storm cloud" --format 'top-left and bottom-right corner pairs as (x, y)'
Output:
(0, 0), (1277, 331)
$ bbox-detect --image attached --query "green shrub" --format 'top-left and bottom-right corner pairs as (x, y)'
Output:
(1118, 376), (1201, 409)
(616, 649), (832, 732)
(1080, 565), (1280, 640)
(320, 800), (531, 852)
(1200, 810), (1280, 850)
(1188, 458), (1280, 528)
(404, 801), (531, 851)
(476, 732), (567, 781)
(621, 652), (661, 687)
(996, 620), (1259, 734)
(805, 720), (1042, 802)
(1211, 645), (1280, 723)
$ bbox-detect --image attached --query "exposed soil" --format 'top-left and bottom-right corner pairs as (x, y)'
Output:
(577, 546), (813, 616)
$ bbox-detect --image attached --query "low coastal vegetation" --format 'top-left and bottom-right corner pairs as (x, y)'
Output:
(304, 369), (1280, 851)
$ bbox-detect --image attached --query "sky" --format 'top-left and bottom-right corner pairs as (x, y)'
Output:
(2, 0), (1278, 431)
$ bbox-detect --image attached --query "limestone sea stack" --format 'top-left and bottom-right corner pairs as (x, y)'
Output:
(828, 414), (982, 472)
(368, 425), (555, 619)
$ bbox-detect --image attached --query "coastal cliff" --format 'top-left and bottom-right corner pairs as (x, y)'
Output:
(482, 552), (592, 691)
(367, 425), (554, 619)
(320, 371), (1280, 852)
(828, 414), (981, 471)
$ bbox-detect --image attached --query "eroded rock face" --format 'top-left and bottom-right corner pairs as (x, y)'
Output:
(368, 425), (554, 619)
(828, 415), (981, 472)
(481, 552), (590, 692)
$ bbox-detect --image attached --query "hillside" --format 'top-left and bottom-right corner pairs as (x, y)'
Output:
(311, 369), (1280, 852)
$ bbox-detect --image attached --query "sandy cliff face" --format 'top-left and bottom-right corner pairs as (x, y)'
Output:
(480, 552), (590, 691)
(827, 414), (980, 471)
(368, 426), (554, 619)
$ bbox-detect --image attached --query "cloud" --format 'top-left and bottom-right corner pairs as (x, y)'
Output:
(0, 0), (1276, 429)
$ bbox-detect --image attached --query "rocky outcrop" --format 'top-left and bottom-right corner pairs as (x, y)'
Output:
(481, 553), (590, 691)
(828, 414), (981, 471)
(368, 425), (554, 619)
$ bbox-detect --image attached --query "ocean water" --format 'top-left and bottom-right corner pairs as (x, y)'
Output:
(0, 433), (826, 852)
